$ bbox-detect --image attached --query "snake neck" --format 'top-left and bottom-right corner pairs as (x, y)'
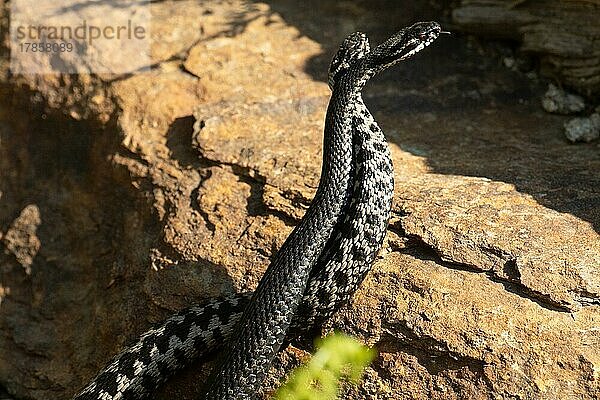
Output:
(202, 67), (358, 399)
(291, 95), (394, 332)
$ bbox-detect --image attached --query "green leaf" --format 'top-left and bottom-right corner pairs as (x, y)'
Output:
(275, 332), (376, 400)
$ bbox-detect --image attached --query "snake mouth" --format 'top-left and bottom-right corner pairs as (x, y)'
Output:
(399, 37), (436, 60)
(367, 21), (442, 69)
(398, 21), (442, 61)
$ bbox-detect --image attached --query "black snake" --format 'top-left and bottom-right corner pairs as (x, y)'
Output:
(74, 21), (442, 400)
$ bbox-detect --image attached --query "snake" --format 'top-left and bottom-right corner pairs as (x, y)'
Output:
(73, 21), (442, 400)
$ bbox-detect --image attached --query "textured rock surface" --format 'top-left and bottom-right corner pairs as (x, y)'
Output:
(542, 84), (585, 115)
(452, 0), (600, 97)
(1, 1), (599, 399)
(564, 113), (600, 143)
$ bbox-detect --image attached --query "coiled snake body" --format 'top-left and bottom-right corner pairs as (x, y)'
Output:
(74, 21), (442, 400)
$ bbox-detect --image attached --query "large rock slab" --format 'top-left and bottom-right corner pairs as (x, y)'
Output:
(396, 174), (600, 311)
(452, 0), (600, 96)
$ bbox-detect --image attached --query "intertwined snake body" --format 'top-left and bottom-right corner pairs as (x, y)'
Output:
(74, 21), (442, 400)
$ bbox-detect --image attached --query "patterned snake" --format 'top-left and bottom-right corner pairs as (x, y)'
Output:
(74, 21), (442, 400)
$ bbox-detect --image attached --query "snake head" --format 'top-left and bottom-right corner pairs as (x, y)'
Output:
(328, 32), (370, 90)
(368, 21), (442, 69)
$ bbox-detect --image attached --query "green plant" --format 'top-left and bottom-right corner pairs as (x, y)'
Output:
(275, 333), (376, 400)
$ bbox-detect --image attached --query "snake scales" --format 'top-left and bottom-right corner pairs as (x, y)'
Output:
(74, 21), (442, 400)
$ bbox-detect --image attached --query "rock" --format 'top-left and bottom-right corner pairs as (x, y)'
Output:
(330, 251), (600, 400)
(395, 175), (600, 311)
(564, 113), (600, 143)
(1, 205), (41, 275)
(192, 97), (327, 212)
(452, 0), (600, 97)
(541, 84), (585, 115)
(0, 1), (599, 400)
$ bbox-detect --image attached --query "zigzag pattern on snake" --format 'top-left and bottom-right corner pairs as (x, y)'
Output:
(74, 21), (442, 400)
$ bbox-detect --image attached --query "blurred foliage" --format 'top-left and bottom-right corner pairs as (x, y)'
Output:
(275, 332), (375, 400)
